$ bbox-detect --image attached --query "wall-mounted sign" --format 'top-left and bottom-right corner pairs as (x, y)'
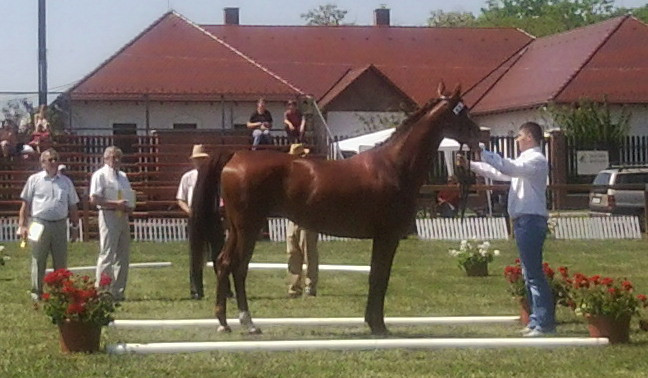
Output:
(577, 150), (609, 175)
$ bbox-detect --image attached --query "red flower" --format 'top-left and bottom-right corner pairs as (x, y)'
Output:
(558, 266), (569, 278)
(41, 293), (50, 301)
(601, 277), (614, 287)
(622, 280), (633, 292)
(66, 302), (85, 315)
(637, 294), (647, 303)
(99, 274), (112, 287)
(590, 275), (601, 285)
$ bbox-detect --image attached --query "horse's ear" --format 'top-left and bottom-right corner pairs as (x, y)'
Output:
(451, 84), (462, 99)
(437, 81), (446, 97)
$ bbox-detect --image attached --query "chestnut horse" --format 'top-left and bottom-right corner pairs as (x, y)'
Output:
(191, 83), (480, 335)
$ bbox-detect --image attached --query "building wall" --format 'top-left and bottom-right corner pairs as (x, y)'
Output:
(475, 104), (648, 136)
(326, 111), (405, 138)
(69, 100), (289, 135)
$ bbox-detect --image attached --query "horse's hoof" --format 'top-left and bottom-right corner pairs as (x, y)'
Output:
(217, 325), (232, 333)
(248, 327), (262, 335)
(369, 325), (390, 337)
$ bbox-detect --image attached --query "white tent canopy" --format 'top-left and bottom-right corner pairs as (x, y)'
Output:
(334, 128), (464, 176)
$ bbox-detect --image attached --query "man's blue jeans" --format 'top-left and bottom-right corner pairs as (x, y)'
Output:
(513, 214), (555, 332)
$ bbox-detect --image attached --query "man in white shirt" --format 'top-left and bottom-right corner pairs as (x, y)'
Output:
(464, 122), (555, 336)
(90, 146), (134, 301)
(19, 148), (80, 301)
(177, 144), (214, 300)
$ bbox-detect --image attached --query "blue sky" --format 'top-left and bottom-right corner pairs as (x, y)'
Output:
(1, 0), (645, 105)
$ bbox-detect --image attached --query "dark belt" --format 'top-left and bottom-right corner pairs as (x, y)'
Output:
(34, 218), (66, 223)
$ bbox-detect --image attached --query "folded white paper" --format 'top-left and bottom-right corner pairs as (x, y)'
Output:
(28, 222), (45, 242)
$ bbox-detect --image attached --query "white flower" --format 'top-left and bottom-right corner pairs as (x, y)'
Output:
(494, 249), (500, 256)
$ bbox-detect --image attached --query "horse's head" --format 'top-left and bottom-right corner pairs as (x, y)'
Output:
(436, 82), (480, 152)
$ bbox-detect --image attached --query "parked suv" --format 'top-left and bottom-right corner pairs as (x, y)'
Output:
(589, 166), (648, 223)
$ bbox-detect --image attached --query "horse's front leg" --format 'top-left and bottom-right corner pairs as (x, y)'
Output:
(233, 229), (262, 335)
(365, 235), (400, 336)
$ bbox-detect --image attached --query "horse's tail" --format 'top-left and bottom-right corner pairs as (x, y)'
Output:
(189, 150), (235, 272)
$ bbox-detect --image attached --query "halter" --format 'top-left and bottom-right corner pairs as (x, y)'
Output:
(440, 96), (474, 220)
(439, 95), (466, 116)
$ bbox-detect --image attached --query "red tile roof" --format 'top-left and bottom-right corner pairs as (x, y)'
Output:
(317, 65), (416, 109)
(203, 24), (532, 105)
(470, 16), (648, 114)
(70, 13), (301, 101)
(69, 12), (648, 113)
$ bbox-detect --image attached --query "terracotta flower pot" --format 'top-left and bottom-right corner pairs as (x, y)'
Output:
(586, 314), (631, 344)
(58, 319), (102, 353)
(519, 298), (531, 325)
(464, 261), (488, 277)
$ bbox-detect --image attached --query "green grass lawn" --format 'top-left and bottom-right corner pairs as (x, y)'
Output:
(1, 238), (647, 377)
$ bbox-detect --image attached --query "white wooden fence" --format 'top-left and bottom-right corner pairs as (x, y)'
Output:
(267, 218), (348, 242)
(552, 215), (641, 239)
(0, 217), (83, 242)
(416, 217), (510, 240)
(1, 216), (642, 242)
(133, 218), (187, 242)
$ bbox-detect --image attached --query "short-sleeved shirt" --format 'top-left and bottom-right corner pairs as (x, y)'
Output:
(249, 110), (273, 127)
(176, 169), (198, 207)
(89, 164), (133, 210)
(284, 110), (303, 137)
(20, 171), (79, 221)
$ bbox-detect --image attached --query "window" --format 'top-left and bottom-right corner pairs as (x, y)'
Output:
(173, 123), (197, 130)
(112, 123), (137, 154)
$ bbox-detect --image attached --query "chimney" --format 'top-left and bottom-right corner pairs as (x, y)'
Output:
(224, 7), (239, 25)
(374, 8), (390, 26)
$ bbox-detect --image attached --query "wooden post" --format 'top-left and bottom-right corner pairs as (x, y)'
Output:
(549, 130), (567, 210)
(82, 187), (90, 241)
(644, 184), (648, 234)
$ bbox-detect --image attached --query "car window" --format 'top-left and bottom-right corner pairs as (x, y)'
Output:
(593, 172), (611, 185)
(617, 173), (648, 184)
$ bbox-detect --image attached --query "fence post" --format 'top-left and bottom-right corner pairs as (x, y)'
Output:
(549, 130), (567, 210)
(82, 187), (90, 241)
(644, 184), (648, 234)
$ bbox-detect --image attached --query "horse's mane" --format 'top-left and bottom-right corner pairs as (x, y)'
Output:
(381, 97), (443, 145)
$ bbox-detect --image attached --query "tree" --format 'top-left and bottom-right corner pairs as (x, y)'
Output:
(1, 98), (34, 129)
(427, 10), (477, 27)
(547, 98), (631, 151)
(477, 0), (617, 36)
(301, 3), (348, 26)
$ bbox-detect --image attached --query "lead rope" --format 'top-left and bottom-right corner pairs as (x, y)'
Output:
(454, 143), (476, 221)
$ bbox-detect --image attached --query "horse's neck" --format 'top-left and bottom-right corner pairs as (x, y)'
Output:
(388, 105), (447, 188)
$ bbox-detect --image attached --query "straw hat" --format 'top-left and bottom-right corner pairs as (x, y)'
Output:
(289, 143), (310, 156)
(190, 144), (209, 159)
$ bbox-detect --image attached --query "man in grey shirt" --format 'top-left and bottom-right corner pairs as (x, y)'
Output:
(19, 148), (80, 301)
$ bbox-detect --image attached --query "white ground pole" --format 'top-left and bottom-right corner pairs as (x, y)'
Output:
(110, 316), (519, 329)
(45, 262), (172, 273)
(107, 337), (608, 354)
(208, 262), (370, 272)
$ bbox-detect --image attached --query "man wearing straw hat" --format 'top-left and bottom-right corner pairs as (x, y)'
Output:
(286, 143), (319, 297)
(177, 144), (229, 300)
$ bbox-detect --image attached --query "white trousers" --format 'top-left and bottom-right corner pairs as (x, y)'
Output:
(96, 210), (131, 300)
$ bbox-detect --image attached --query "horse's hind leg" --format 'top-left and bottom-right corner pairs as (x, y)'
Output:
(214, 227), (236, 333)
(232, 225), (263, 334)
(365, 235), (400, 336)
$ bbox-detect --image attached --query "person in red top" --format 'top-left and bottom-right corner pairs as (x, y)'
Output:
(283, 99), (305, 144)
(437, 175), (460, 218)
(28, 107), (52, 154)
